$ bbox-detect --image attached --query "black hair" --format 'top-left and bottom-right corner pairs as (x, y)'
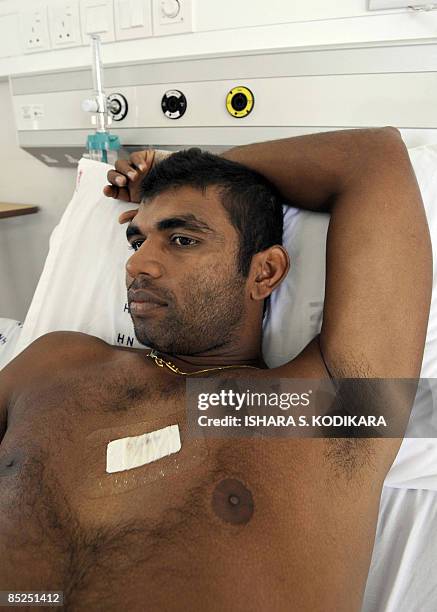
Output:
(140, 148), (285, 317)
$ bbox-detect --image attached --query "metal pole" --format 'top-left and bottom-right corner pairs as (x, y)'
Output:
(90, 34), (107, 133)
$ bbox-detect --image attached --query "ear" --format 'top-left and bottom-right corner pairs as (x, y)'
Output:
(250, 246), (290, 302)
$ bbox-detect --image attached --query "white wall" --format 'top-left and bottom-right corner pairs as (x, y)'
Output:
(1, 0), (437, 78)
(0, 80), (76, 320)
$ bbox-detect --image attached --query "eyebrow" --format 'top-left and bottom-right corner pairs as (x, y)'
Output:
(126, 214), (216, 241)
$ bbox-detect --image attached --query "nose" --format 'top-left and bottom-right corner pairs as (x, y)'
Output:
(126, 243), (164, 280)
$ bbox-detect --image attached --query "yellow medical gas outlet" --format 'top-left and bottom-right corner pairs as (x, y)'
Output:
(226, 86), (254, 118)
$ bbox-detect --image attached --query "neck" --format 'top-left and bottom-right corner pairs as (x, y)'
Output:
(152, 329), (267, 371)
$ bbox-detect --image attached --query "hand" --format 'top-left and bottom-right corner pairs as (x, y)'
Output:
(104, 149), (155, 224)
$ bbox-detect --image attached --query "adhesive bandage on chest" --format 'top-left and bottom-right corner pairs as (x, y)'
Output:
(106, 424), (181, 474)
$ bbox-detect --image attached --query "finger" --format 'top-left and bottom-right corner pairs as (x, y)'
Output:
(118, 209), (138, 224)
(113, 187), (131, 202)
(114, 159), (138, 182)
(103, 184), (131, 202)
(103, 185), (117, 198)
(107, 169), (127, 187)
(130, 149), (155, 172)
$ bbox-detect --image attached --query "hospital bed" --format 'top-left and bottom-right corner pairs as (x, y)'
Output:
(2, 141), (437, 611)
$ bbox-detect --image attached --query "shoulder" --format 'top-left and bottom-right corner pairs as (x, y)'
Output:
(29, 330), (112, 353)
(22, 331), (113, 364)
(31, 331), (145, 356)
(3, 331), (115, 385)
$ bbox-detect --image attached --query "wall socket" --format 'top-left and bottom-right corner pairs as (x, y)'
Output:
(21, 5), (51, 53)
(49, 1), (82, 48)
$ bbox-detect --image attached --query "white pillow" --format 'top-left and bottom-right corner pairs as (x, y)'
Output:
(0, 318), (23, 370)
(11, 147), (437, 490)
(13, 158), (143, 355)
(262, 207), (328, 366)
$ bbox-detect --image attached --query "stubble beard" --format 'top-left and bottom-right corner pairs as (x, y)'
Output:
(131, 269), (247, 355)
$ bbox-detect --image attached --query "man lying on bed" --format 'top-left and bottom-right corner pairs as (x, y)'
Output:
(0, 129), (431, 611)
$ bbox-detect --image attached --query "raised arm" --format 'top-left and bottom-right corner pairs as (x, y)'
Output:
(223, 128), (432, 379)
(220, 129), (433, 610)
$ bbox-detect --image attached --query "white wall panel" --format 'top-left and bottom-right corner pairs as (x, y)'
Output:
(0, 12), (20, 58)
(12, 72), (437, 134)
(0, 0), (436, 78)
(196, 0), (374, 32)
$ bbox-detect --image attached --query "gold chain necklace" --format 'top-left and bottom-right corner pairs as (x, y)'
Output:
(146, 349), (259, 376)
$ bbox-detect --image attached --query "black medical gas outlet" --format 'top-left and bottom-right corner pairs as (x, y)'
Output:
(226, 86), (254, 118)
(107, 93), (128, 121)
(161, 90), (187, 119)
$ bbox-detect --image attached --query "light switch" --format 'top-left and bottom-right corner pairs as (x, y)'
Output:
(114, 0), (152, 40)
(119, 0), (132, 28)
(80, 0), (115, 42)
(85, 6), (108, 33)
(131, 0), (145, 26)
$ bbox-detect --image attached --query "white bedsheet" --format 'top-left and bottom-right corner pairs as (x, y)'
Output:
(362, 487), (437, 612)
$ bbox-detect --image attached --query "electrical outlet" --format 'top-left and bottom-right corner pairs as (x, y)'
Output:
(49, 1), (82, 48)
(21, 5), (51, 53)
(152, 0), (193, 36)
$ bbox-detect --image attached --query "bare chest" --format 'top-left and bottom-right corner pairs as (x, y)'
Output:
(0, 357), (219, 594)
(1, 358), (194, 523)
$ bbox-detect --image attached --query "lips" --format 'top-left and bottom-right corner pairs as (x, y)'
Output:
(128, 289), (168, 316)
(129, 301), (166, 316)
(128, 289), (168, 306)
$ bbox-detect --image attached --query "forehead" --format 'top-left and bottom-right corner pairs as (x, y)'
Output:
(134, 185), (234, 235)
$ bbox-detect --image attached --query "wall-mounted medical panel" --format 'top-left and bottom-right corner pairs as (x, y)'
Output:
(10, 43), (437, 165)
(12, 72), (437, 133)
(12, 43), (437, 95)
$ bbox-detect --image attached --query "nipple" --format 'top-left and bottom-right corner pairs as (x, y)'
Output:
(0, 456), (18, 477)
(212, 478), (254, 525)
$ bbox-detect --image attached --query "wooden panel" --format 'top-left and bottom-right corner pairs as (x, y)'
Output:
(0, 203), (39, 219)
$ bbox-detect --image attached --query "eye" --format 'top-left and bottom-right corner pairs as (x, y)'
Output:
(128, 239), (144, 251)
(171, 235), (199, 247)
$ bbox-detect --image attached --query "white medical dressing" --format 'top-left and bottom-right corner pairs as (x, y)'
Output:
(80, 417), (207, 498)
(106, 424), (181, 473)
